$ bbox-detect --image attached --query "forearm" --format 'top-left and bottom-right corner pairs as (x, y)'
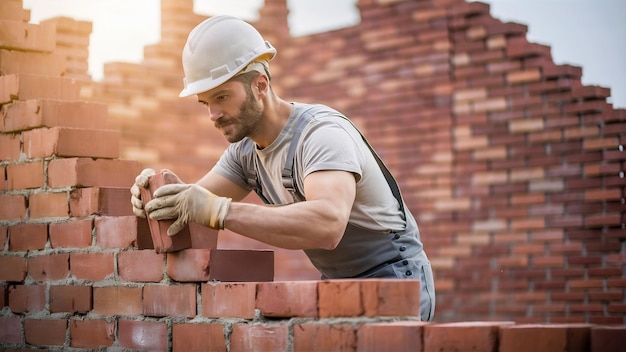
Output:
(224, 200), (348, 250)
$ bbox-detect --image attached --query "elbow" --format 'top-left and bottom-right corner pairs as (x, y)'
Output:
(318, 221), (347, 250)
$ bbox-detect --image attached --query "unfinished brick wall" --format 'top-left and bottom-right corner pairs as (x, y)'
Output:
(0, 6), (624, 352)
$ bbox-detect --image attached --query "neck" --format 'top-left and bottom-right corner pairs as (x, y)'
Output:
(251, 95), (293, 149)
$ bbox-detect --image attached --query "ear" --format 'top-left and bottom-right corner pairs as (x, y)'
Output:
(254, 74), (270, 97)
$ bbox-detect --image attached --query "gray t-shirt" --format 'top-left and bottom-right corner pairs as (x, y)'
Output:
(212, 103), (406, 232)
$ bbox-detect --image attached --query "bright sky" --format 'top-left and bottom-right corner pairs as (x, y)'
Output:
(22, 0), (626, 108)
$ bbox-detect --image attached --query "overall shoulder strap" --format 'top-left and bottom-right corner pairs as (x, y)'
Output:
(283, 106), (406, 218)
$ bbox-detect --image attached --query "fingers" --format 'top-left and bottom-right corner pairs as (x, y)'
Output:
(131, 193), (146, 218)
(161, 169), (183, 184)
(153, 183), (189, 198)
(135, 168), (156, 188)
(130, 168), (155, 218)
(167, 219), (186, 237)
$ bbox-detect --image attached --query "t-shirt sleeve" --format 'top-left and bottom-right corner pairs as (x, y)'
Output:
(299, 118), (365, 181)
(211, 142), (253, 190)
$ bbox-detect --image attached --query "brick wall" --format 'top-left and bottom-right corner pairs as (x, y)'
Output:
(0, 2), (624, 350)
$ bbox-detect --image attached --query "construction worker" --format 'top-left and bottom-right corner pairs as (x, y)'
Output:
(130, 15), (435, 321)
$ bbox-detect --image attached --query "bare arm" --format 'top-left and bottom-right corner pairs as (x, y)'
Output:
(196, 170), (250, 201)
(224, 170), (356, 250)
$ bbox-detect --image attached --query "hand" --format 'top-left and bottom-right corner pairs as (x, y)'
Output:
(130, 168), (156, 218)
(145, 183), (232, 235)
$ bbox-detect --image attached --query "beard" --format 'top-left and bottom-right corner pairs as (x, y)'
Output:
(216, 87), (263, 143)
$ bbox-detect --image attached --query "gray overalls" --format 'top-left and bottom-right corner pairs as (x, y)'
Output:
(243, 104), (435, 321)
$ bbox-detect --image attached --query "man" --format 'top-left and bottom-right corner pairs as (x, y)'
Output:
(130, 15), (435, 321)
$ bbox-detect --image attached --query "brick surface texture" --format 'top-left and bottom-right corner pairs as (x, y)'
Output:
(0, 0), (624, 350)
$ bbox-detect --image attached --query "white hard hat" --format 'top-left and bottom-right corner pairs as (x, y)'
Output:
(179, 15), (276, 97)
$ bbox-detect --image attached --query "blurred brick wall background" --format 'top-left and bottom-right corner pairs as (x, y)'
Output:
(2, 0), (625, 329)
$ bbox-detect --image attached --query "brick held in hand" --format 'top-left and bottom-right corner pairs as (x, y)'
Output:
(141, 170), (192, 254)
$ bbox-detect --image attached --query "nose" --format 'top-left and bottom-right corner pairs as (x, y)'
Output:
(207, 105), (223, 122)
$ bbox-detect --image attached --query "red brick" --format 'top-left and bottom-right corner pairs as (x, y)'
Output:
(358, 321), (427, 352)
(118, 319), (167, 351)
(44, 16), (92, 34)
(0, 133), (20, 160)
(318, 279), (364, 318)
(0, 0), (25, 21)
(231, 323), (289, 352)
(141, 170), (193, 253)
(172, 323), (226, 352)
(167, 249), (211, 282)
(118, 250), (164, 282)
(29, 192), (69, 219)
(15, 73), (80, 101)
(1, 99), (107, 133)
(8, 284), (46, 314)
(591, 325), (626, 352)
(362, 279), (421, 317)
(0, 21), (55, 52)
(69, 319), (115, 349)
(256, 281), (318, 318)
(0, 164), (4, 191)
(8, 223), (47, 251)
(69, 252), (114, 281)
(92, 286), (143, 316)
(95, 215), (149, 249)
(293, 323), (356, 352)
(6, 161), (44, 190)
(0, 50), (66, 77)
(189, 222), (219, 249)
(424, 321), (514, 352)
(143, 284), (196, 318)
(0, 194), (26, 220)
(49, 219), (93, 248)
(499, 324), (591, 352)
(69, 187), (134, 217)
(0, 316), (22, 344)
(0, 73), (19, 104)
(23, 127), (120, 159)
(50, 285), (92, 313)
(48, 157), (140, 188)
(0, 256), (27, 281)
(202, 282), (256, 319)
(28, 254), (69, 282)
(24, 319), (67, 347)
(208, 249), (274, 282)
(0, 225), (7, 250)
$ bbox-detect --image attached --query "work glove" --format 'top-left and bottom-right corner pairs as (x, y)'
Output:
(130, 168), (156, 218)
(145, 183), (232, 236)
(130, 168), (185, 218)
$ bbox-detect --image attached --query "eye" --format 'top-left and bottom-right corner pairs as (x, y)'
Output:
(215, 95), (227, 102)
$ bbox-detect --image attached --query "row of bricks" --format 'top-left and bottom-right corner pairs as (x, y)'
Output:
(0, 159), (140, 220)
(0, 74), (82, 104)
(0, 247), (274, 283)
(0, 126), (121, 160)
(0, 317), (624, 352)
(1, 212), (621, 261)
(0, 99), (108, 133)
(0, 20), (55, 53)
(0, 49), (67, 77)
(4, 281), (624, 322)
(0, 279), (420, 319)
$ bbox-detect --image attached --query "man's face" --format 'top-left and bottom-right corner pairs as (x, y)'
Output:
(197, 80), (263, 143)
